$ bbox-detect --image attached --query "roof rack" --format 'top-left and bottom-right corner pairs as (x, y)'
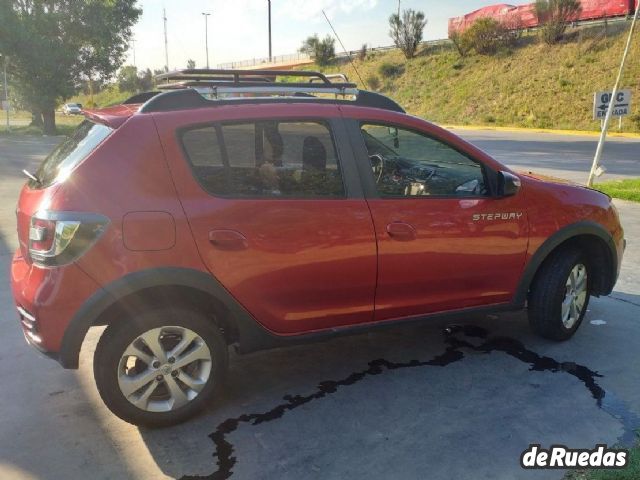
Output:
(140, 68), (405, 114)
(155, 68), (348, 86)
(155, 68), (357, 97)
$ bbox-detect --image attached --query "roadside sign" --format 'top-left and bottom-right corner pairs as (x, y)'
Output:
(593, 89), (631, 120)
(0, 100), (8, 111)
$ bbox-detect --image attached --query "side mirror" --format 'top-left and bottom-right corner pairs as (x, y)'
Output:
(498, 171), (521, 197)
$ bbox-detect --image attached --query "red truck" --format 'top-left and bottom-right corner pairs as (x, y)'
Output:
(449, 0), (638, 34)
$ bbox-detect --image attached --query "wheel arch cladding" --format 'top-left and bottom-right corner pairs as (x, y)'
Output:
(514, 221), (617, 306)
(58, 267), (258, 369)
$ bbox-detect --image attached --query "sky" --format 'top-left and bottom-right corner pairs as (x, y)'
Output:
(127, 0), (531, 72)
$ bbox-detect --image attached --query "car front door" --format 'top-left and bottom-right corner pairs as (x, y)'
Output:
(344, 113), (529, 322)
(156, 105), (377, 335)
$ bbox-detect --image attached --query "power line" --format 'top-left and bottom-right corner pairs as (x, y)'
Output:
(321, 10), (366, 87)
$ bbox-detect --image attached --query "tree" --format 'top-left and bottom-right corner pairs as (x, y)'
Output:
(0, 1), (141, 134)
(299, 34), (335, 66)
(187, 59), (196, 69)
(389, 9), (427, 59)
(139, 68), (154, 91)
(117, 65), (139, 92)
(535, 0), (582, 45)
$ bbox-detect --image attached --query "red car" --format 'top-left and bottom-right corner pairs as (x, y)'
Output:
(11, 70), (624, 426)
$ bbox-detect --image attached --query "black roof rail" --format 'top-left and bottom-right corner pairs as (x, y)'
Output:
(138, 68), (405, 114)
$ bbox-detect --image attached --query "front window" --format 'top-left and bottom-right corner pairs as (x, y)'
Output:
(181, 120), (345, 198)
(360, 123), (488, 197)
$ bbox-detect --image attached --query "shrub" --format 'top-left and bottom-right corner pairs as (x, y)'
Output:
(378, 62), (404, 78)
(535, 0), (582, 45)
(299, 34), (336, 66)
(449, 30), (470, 57)
(460, 18), (515, 55)
(366, 74), (381, 91)
(389, 9), (428, 59)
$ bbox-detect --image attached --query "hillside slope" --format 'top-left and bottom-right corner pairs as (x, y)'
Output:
(306, 25), (640, 133)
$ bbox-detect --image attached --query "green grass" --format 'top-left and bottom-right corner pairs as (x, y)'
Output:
(0, 85), (133, 136)
(594, 178), (640, 202)
(565, 444), (640, 479)
(301, 23), (640, 133)
(0, 113), (82, 137)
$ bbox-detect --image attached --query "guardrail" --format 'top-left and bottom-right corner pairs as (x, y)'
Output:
(217, 39), (453, 69)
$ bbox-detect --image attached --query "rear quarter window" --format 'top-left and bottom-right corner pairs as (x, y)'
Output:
(32, 120), (113, 189)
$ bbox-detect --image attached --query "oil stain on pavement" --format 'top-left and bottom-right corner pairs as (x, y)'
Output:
(180, 325), (640, 480)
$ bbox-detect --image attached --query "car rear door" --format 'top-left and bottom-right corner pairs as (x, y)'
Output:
(342, 108), (529, 322)
(155, 104), (377, 335)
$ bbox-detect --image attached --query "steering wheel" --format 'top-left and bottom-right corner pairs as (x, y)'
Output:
(369, 154), (387, 184)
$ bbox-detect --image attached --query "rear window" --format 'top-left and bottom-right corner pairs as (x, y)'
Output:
(180, 120), (345, 198)
(32, 120), (113, 188)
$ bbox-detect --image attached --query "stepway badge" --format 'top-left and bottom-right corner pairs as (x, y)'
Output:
(593, 90), (632, 120)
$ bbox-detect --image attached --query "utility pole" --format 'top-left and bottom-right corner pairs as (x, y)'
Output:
(587, 5), (639, 186)
(131, 38), (136, 68)
(1, 55), (9, 130)
(163, 8), (169, 72)
(202, 12), (211, 69)
(268, 0), (272, 62)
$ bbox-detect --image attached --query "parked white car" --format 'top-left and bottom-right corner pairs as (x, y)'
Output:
(62, 103), (82, 115)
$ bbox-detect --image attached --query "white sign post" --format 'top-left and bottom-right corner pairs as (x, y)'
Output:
(593, 90), (632, 120)
(587, 5), (639, 187)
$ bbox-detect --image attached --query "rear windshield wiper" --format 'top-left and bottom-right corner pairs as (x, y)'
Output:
(22, 169), (41, 186)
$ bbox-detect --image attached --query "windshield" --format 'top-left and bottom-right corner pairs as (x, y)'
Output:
(31, 120), (113, 189)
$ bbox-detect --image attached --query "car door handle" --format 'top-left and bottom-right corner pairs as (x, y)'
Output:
(386, 222), (417, 241)
(208, 230), (248, 250)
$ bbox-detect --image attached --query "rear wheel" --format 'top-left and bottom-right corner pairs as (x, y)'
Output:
(529, 248), (590, 341)
(94, 308), (227, 427)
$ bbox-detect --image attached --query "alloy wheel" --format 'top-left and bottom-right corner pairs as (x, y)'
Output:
(117, 326), (212, 412)
(561, 263), (588, 329)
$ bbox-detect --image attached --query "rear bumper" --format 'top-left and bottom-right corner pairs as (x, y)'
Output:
(10, 249), (102, 366)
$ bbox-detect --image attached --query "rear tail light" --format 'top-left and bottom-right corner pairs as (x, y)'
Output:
(28, 211), (109, 267)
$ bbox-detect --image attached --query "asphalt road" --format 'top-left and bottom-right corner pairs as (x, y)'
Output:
(0, 131), (639, 480)
(452, 128), (640, 183)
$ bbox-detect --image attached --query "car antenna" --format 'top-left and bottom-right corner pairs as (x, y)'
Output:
(321, 9), (366, 87)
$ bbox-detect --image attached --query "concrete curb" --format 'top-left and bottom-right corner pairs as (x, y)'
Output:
(442, 124), (640, 139)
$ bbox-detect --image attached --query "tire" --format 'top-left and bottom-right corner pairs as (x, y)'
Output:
(93, 308), (228, 427)
(528, 248), (591, 341)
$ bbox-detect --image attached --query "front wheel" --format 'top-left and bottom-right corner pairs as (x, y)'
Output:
(528, 248), (590, 341)
(93, 308), (228, 427)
